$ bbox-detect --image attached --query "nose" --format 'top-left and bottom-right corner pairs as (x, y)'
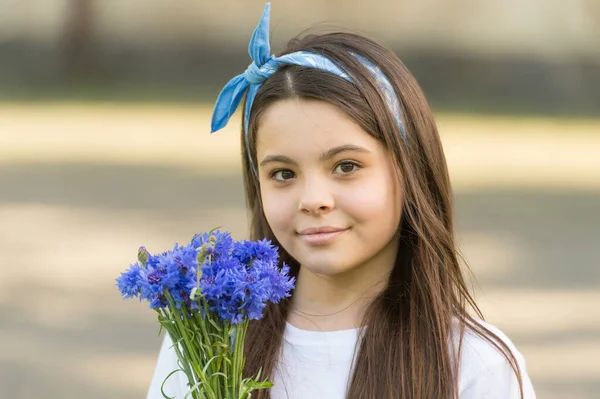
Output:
(297, 175), (334, 215)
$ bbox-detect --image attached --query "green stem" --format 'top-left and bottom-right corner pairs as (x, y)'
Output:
(240, 321), (248, 386)
(193, 309), (221, 398)
(231, 320), (248, 398)
(223, 322), (231, 398)
(160, 310), (203, 399)
(201, 301), (226, 396)
(165, 293), (216, 399)
(157, 309), (200, 398)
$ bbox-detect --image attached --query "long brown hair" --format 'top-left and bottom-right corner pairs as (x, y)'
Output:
(239, 31), (524, 399)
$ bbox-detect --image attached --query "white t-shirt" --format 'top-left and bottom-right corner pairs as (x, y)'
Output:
(146, 319), (536, 399)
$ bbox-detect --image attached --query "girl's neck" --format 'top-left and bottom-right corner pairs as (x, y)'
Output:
(287, 241), (396, 332)
(286, 300), (369, 332)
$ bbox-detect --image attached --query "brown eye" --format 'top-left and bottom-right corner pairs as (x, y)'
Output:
(334, 161), (360, 175)
(272, 169), (295, 181)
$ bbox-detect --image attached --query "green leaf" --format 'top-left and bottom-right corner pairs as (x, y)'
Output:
(208, 318), (223, 332)
(161, 369), (183, 399)
(183, 380), (206, 399)
(251, 381), (274, 389)
(201, 355), (220, 374)
(222, 357), (233, 366)
(211, 341), (229, 350)
(208, 332), (224, 342)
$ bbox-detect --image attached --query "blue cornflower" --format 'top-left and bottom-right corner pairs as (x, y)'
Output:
(148, 294), (167, 309)
(232, 238), (279, 265)
(252, 260), (296, 303)
(201, 265), (249, 324)
(191, 230), (234, 257)
(118, 229), (295, 318)
(116, 262), (143, 299)
(169, 243), (198, 274)
(240, 271), (270, 320)
(200, 269), (226, 299)
(145, 252), (161, 268)
(137, 267), (165, 306)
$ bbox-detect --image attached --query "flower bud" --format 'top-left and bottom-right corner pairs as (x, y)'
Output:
(137, 246), (149, 269)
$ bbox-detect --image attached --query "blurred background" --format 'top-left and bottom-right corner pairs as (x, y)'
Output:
(0, 0), (598, 398)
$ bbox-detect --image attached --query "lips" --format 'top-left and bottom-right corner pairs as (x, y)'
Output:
(297, 226), (349, 245)
(298, 226), (346, 235)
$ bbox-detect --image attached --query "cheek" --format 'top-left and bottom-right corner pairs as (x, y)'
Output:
(347, 177), (390, 211)
(260, 187), (295, 231)
(344, 172), (402, 225)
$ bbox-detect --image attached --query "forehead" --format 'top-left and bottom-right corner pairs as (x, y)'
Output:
(256, 99), (380, 156)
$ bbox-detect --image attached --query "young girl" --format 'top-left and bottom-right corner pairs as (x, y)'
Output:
(147, 3), (536, 398)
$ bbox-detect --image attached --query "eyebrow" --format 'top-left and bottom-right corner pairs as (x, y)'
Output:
(259, 144), (372, 168)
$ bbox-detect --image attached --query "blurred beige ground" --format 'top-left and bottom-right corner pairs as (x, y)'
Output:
(0, 104), (599, 398)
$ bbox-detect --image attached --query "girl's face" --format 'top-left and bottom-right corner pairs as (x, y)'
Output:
(256, 99), (403, 277)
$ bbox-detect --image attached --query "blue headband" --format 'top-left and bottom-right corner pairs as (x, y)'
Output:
(210, 2), (407, 175)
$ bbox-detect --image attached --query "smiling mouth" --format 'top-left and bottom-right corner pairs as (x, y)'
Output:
(297, 228), (349, 245)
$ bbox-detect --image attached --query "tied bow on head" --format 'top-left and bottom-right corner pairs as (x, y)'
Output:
(210, 2), (406, 174)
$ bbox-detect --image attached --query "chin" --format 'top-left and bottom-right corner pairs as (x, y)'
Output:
(298, 255), (353, 276)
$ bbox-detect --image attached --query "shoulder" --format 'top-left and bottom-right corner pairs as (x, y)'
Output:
(454, 318), (520, 374)
(452, 318), (537, 399)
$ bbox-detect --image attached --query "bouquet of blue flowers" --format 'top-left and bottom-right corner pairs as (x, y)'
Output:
(116, 228), (295, 399)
